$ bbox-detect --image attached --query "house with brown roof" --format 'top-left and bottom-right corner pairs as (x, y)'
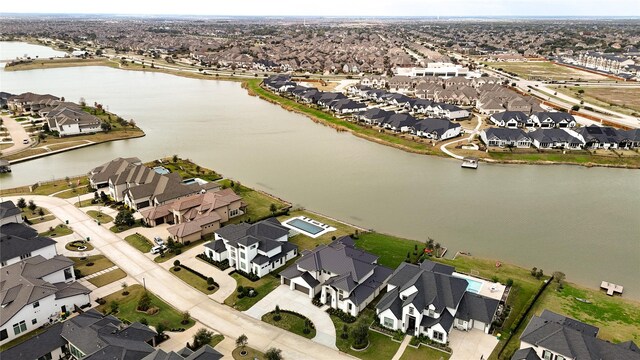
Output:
(7, 92), (60, 113)
(141, 188), (244, 243)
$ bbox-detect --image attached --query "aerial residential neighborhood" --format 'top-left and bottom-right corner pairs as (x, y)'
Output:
(0, 2), (639, 360)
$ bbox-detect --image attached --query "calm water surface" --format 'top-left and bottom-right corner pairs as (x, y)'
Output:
(1, 54), (638, 298)
(0, 41), (67, 61)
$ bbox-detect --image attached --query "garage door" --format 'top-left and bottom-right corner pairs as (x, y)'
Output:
(283, 278), (290, 286)
(473, 320), (485, 331)
(294, 283), (308, 294)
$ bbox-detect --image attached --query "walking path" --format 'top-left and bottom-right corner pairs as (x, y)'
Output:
(82, 265), (119, 280)
(391, 335), (412, 360)
(440, 114), (484, 160)
(6, 195), (355, 360)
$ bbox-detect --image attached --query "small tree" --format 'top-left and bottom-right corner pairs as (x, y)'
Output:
(100, 191), (109, 203)
(341, 324), (349, 339)
(172, 154), (178, 163)
(38, 208), (45, 217)
(351, 323), (369, 349)
(121, 282), (129, 295)
(115, 209), (135, 227)
(273, 305), (281, 321)
(156, 322), (167, 338)
(192, 328), (213, 350)
(265, 348), (283, 360)
(109, 301), (119, 314)
(94, 192), (100, 203)
(28, 200), (37, 212)
(434, 242), (441, 257)
(181, 311), (190, 325)
(137, 291), (151, 311)
(531, 267), (537, 277)
(270, 203), (277, 214)
(236, 334), (248, 350)
(16, 197), (27, 209)
(535, 269), (544, 280)
(506, 278), (514, 287)
(174, 259), (181, 268)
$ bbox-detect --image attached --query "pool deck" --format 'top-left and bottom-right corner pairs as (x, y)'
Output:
(282, 216), (337, 239)
(453, 272), (506, 301)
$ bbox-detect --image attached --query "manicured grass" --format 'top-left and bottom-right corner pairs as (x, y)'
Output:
(88, 268), (127, 287)
(96, 284), (195, 330)
(533, 282), (640, 343)
(153, 240), (205, 263)
(27, 214), (56, 224)
(124, 233), (153, 253)
(65, 240), (95, 252)
(355, 232), (427, 269)
(331, 308), (401, 360)
(53, 185), (92, 199)
(224, 271), (282, 311)
(147, 157), (221, 182)
(232, 346), (265, 360)
(245, 79), (442, 156)
(86, 210), (114, 223)
(281, 210), (360, 251)
(262, 311), (316, 339)
(488, 150), (640, 168)
(209, 334), (225, 348)
(218, 179), (289, 224)
(71, 255), (115, 276)
(110, 220), (143, 233)
(21, 206), (51, 218)
(400, 344), (451, 360)
(39, 224), (73, 237)
(170, 266), (218, 295)
(0, 176), (88, 196)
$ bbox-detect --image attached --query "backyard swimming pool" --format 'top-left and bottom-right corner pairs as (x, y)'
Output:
(282, 216), (337, 238)
(452, 273), (484, 294)
(286, 218), (325, 235)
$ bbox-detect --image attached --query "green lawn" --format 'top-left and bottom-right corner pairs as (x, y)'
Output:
(147, 157), (221, 182)
(281, 210), (360, 251)
(331, 308), (401, 360)
(245, 79), (442, 156)
(225, 271), (282, 311)
(488, 150), (640, 168)
(209, 334), (225, 348)
(400, 344), (451, 360)
(154, 240), (205, 263)
(96, 284), (194, 330)
(262, 311), (316, 339)
(109, 220), (143, 233)
(86, 210), (114, 223)
(232, 347), (265, 360)
(65, 240), (95, 252)
(218, 179), (289, 224)
(39, 224), (73, 238)
(53, 186), (92, 199)
(26, 214), (56, 224)
(0, 176), (88, 197)
(124, 233), (153, 253)
(170, 266), (218, 295)
(88, 268), (127, 287)
(355, 232), (427, 269)
(71, 255), (116, 276)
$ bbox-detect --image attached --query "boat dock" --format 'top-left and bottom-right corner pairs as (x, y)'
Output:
(600, 281), (623, 296)
(461, 157), (478, 169)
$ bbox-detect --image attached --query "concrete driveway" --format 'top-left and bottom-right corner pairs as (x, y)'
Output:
(6, 195), (355, 360)
(1, 115), (31, 156)
(448, 328), (498, 360)
(244, 285), (337, 349)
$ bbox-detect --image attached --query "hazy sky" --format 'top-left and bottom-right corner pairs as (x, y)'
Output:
(3, 0), (639, 17)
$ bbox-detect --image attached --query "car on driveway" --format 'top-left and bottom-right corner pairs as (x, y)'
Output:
(151, 245), (166, 254)
(23, 139), (29, 144)
(154, 236), (164, 245)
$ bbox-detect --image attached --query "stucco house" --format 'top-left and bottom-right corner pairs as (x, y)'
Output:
(204, 218), (298, 278)
(279, 237), (393, 316)
(376, 261), (499, 344)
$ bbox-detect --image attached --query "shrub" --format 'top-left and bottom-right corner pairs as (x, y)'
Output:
(137, 292), (152, 311)
(506, 278), (514, 287)
(139, 318), (148, 325)
(327, 308), (356, 323)
(196, 254), (230, 270)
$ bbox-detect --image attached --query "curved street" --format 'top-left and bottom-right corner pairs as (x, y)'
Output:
(1, 115), (31, 155)
(6, 195), (356, 360)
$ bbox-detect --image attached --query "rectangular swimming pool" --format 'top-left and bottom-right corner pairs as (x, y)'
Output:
(465, 278), (483, 294)
(286, 218), (325, 235)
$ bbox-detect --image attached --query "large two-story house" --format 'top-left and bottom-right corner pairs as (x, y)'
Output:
(1, 222), (57, 268)
(0, 200), (23, 226)
(376, 261), (499, 344)
(513, 310), (640, 360)
(279, 237), (393, 316)
(204, 218), (298, 278)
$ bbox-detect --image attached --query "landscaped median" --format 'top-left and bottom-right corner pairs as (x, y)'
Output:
(39, 224), (73, 237)
(261, 308), (316, 339)
(170, 261), (219, 295)
(86, 210), (114, 224)
(87, 268), (127, 287)
(124, 233), (153, 253)
(243, 79), (443, 156)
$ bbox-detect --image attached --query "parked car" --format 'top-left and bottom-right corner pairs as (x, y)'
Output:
(151, 245), (166, 254)
(154, 236), (164, 245)
(23, 139), (29, 144)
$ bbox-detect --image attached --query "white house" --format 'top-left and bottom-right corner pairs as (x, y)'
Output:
(376, 261), (499, 344)
(279, 237), (393, 317)
(413, 118), (462, 141)
(203, 218), (298, 278)
(530, 112), (576, 128)
(480, 128), (532, 148)
(489, 111), (532, 128)
(1, 222), (57, 268)
(432, 103), (470, 120)
(529, 128), (585, 149)
(45, 104), (103, 137)
(0, 255), (91, 346)
(0, 200), (23, 227)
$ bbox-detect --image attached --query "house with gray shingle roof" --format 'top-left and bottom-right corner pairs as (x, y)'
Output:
(142, 345), (223, 360)
(376, 261), (499, 345)
(480, 128), (532, 148)
(530, 128), (584, 149)
(0, 200), (23, 226)
(530, 112), (576, 128)
(279, 237), (392, 316)
(204, 218), (297, 278)
(1, 254), (90, 346)
(514, 310), (640, 360)
(1, 222), (57, 268)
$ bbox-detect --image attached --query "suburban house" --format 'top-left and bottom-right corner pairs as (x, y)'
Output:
(481, 128), (532, 148)
(45, 103), (104, 137)
(88, 156), (142, 189)
(7, 92), (60, 113)
(142, 345), (224, 360)
(62, 309), (156, 359)
(0, 253), (91, 346)
(279, 237), (393, 316)
(432, 103), (470, 120)
(530, 112), (576, 128)
(490, 111), (533, 128)
(413, 118), (462, 141)
(512, 310), (640, 360)
(329, 98), (367, 114)
(529, 128), (585, 149)
(1, 222), (57, 267)
(0, 200), (23, 226)
(376, 261), (499, 344)
(141, 188), (244, 243)
(575, 125), (623, 149)
(204, 218), (298, 278)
